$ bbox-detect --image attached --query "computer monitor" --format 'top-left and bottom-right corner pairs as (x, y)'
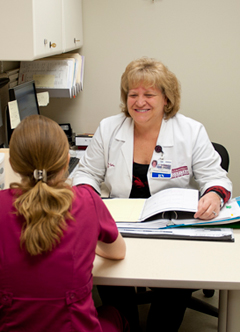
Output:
(0, 99), (3, 129)
(5, 80), (40, 146)
(0, 99), (4, 147)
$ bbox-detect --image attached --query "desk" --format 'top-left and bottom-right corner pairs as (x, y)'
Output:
(93, 235), (240, 332)
(2, 148), (240, 332)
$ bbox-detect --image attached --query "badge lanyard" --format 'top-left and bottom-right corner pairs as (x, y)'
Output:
(151, 145), (172, 179)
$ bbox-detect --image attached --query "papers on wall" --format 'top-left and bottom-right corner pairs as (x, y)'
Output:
(37, 92), (49, 106)
(8, 100), (20, 129)
(18, 53), (84, 98)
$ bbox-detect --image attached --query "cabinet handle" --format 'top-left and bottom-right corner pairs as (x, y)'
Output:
(49, 42), (57, 48)
(74, 38), (80, 43)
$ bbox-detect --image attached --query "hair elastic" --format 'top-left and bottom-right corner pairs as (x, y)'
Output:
(33, 169), (47, 183)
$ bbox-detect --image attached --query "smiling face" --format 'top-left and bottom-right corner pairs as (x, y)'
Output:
(127, 85), (167, 128)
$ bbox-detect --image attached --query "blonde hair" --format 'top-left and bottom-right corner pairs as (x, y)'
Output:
(9, 115), (74, 256)
(120, 57), (181, 119)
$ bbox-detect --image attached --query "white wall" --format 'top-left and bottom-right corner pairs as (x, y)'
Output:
(40, 0), (240, 197)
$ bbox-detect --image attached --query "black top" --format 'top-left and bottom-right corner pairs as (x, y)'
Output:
(129, 162), (151, 198)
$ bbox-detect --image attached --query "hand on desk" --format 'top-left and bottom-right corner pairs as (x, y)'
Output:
(194, 192), (221, 220)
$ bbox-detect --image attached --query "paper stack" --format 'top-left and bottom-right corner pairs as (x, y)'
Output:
(18, 53), (84, 98)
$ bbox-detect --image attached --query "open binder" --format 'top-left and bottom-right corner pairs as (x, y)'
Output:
(103, 188), (240, 241)
(103, 188), (199, 225)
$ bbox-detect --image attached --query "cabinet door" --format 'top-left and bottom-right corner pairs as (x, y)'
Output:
(33, 0), (63, 58)
(62, 0), (83, 52)
(0, 0), (35, 61)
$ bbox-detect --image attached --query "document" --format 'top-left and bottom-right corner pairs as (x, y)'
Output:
(103, 188), (199, 223)
(139, 188), (198, 221)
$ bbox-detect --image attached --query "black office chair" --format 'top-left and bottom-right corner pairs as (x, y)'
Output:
(212, 142), (230, 172)
(136, 142), (230, 318)
(188, 142), (229, 317)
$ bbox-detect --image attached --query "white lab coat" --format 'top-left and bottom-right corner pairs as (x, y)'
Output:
(73, 113), (232, 198)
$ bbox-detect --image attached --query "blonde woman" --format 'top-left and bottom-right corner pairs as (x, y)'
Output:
(73, 57), (232, 331)
(0, 115), (128, 332)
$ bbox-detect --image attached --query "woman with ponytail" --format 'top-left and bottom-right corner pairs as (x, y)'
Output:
(0, 115), (128, 332)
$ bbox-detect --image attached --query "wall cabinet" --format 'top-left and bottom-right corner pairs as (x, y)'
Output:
(62, 0), (83, 52)
(0, 0), (83, 61)
(33, 0), (63, 59)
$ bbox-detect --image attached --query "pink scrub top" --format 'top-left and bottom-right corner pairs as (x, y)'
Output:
(0, 185), (118, 332)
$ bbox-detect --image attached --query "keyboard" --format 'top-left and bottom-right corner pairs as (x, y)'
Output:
(68, 157), (80, 175)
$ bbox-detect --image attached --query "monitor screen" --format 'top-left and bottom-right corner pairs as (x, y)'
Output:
(0, 99), (3, 128)
(6, 80), (40, 146)
(0, 99), (4, 147)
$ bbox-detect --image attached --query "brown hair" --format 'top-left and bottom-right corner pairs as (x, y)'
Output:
(120, 57), (181, 119)
(9, 115), (74, 255)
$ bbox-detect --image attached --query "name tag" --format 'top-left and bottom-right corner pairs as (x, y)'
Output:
(151, 160), (172, 179)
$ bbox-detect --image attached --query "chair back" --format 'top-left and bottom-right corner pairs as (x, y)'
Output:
(212, 142), (229, 172)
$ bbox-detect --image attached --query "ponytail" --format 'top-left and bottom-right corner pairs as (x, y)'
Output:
(9, 114), (74, 255)
(11, 179), (74, 255)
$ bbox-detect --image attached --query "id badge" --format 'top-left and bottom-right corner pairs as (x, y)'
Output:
(151, 160), (172, 179)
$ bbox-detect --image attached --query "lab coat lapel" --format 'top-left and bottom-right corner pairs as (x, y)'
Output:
(157, 117), (174, 147)
(115, 117), (134, 179)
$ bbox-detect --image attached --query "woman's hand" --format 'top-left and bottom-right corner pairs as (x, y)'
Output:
(194, 192), (221, 220)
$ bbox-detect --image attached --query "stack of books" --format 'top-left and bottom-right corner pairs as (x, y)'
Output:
(5, 68), (20, 89)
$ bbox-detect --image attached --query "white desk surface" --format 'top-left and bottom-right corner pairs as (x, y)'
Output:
(2, 147), (240, 332)
(92, 235), (240, 289)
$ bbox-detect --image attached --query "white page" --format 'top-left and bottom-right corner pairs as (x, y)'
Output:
(139, 188), (198, 221)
